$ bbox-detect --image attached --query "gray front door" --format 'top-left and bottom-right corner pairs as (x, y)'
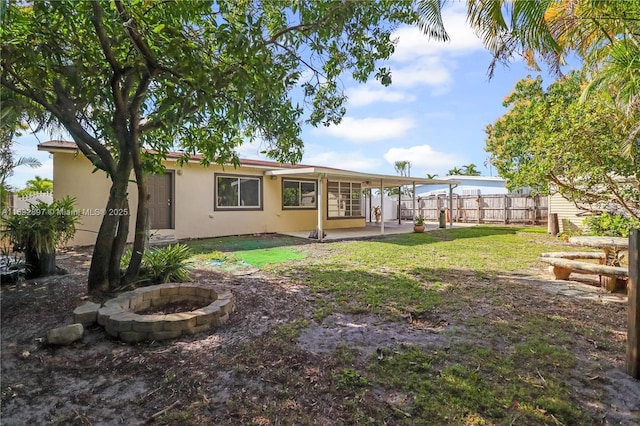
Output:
(148, 173), (173, 229)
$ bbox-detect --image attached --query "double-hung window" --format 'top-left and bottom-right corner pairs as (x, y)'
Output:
(282, 179), (317, 209)
(215, 174), (262, 210)
(327, 181), (362, 218)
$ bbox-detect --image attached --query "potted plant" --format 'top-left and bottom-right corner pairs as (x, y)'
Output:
(413, 215), (425, 233)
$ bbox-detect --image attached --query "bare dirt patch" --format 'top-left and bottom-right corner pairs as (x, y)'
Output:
(1, 244), (640, 425)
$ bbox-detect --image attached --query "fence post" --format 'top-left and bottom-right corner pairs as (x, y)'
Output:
(628, 229), (640, 379)
(503, 195), (508, 224)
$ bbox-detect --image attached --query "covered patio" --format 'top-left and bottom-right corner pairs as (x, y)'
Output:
(264, 167), (460, 242)
(281, 220), (442, 241)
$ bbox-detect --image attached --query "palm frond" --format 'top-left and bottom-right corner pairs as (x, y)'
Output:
(416, 0), (450, 42)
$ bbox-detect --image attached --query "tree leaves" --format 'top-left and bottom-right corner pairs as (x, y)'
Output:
(485, 72), (640, 219)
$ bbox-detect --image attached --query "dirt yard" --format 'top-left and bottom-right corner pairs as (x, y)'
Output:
(1, 245), (639, 425)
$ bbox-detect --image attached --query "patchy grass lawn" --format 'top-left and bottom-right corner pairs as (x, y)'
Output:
(2, 226), (637, 425)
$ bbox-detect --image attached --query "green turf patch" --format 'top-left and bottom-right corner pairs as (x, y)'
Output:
(186, 234), (309, 253)
(235, 247), (307, 267)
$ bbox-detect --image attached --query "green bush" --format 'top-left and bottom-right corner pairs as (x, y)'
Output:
(583, 212), (640, 237)
(1, 196), (79, 277)
(123, 243), (193, 284)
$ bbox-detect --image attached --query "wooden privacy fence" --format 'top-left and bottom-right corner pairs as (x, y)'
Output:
(413, 194), (548, 225)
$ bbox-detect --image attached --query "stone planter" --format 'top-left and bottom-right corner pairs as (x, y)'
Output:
(413, 224), (425, 233)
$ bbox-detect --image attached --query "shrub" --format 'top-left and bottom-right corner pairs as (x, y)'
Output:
(1, 196), (79, 277)
(123, 243), (193, 284)
(583, 212), (640, 237)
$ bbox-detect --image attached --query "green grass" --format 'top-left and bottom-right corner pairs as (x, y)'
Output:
(178, 226), (615, 425)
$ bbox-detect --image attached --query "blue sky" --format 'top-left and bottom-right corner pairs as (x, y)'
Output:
(8, 4), (566, 189)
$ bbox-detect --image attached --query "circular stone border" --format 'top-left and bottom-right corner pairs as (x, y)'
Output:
(95, 283), (234, 343)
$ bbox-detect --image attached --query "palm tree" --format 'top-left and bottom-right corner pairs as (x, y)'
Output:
(0, 154), (41, 210)
(425, 173), (439, 179)
(447, 167), (463, 176)
(417, 0), (640, 156)
(17, 176), (53, 196)
(394, 160), (411, 177)
(462, 163), (481, 176)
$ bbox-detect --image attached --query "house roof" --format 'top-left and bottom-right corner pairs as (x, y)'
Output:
(38, 140), (458, 189)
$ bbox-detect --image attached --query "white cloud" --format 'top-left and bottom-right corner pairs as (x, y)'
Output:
(390, 56), (453, 93)
(318, 116), (415, 142)
(235, 139), (266, 159)
(346, 86), (415, 107)
(383, 145), (463, 172)
(391, 6), (484, 62)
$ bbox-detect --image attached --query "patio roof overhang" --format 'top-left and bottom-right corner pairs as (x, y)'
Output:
(263, 167), (460, 189)
(265, 167), (460, 242)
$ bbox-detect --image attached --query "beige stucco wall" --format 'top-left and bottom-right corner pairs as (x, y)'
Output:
(53, 153), (139, 247)
(52, 152), (364, 246)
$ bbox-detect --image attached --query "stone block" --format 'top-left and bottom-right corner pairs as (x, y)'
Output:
(202, 304), (221, 315)
(141, 288), (162, 301)
(150, 296), (171, 307)
(106, 312), (137, 332)
(192, 309), (216, 326)
(178, 286), (198, 296)
(169, 295), (192, 304)
(196, 287), (216, 299)
(47, 323), (84, 345)
(127, 294), (144, 310)
(160, 284), (180, 296)
(163, 313), (197, 331)
(97, 305), (125, 326)
(132, 299), (151, 312)
(73, 302), (101, 326)
(132, 315), (166, 332)
(208, 298), (234, 315)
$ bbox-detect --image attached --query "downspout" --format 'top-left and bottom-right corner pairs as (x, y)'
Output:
(317, 175), (324, 242)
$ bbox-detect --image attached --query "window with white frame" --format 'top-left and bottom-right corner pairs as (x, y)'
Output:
(282, 179), (317, 209)
(327, 181), (362, 218)
(215, 174), (262, 209)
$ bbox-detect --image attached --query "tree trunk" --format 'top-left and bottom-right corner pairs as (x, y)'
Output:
(108, 198), (130, 286)
(87, 159), (132, 294)
(24, 248), (56, 278)
(124, 167), (148, 283)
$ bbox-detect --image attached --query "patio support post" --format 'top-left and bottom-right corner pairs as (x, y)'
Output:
(412, 182), (416, 221)
(317, 176), (324, 242)
(397, 186), (401, 225)
(448, 184), (454, 227)
(380, 179), (385, 235)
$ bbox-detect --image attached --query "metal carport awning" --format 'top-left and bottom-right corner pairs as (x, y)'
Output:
(264, 167), (459, 242)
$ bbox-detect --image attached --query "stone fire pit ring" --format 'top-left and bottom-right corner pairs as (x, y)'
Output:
(95, 283), (234, 343)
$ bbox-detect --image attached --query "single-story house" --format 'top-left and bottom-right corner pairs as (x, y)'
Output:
(39, 140), (458, 246)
